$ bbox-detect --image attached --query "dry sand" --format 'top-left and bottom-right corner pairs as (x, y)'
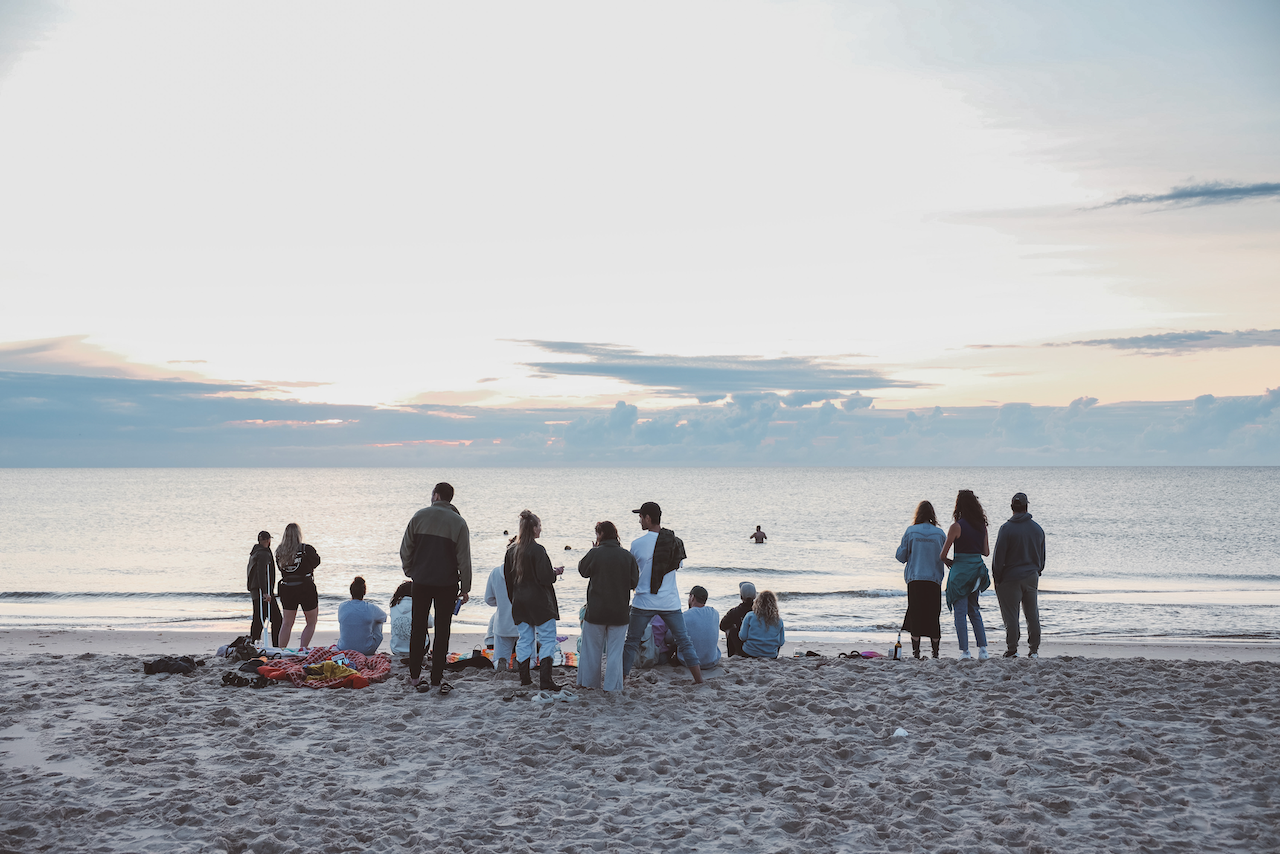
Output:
(1, 629), (1278, 853)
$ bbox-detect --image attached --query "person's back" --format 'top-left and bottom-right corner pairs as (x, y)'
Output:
(739, 590), (785, 659)
(992, 513), (1046, 585)
(681, 598), (721, 668)
(389, 590), (413, 657)
(337, 577), (385, 656)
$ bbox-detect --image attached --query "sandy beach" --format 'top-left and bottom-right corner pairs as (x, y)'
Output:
(2, 629), (1278, 853)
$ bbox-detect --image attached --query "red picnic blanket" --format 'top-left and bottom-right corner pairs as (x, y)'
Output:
(257, 647), (392, 689)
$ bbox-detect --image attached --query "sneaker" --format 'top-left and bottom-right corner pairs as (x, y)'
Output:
(959, 650), (973, 660)
(1029, 652), (1039, 659)
(977, 647), (990, 660)
(1003, 650), (1019, 658)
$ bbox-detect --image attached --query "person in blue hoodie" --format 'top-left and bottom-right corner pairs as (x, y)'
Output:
(895, 501), (948, 659)
(992, 492), (1046, 659)
(738, 590), (785, 659)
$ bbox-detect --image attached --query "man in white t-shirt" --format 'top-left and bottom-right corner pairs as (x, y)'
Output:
(622, 501), (705, 685)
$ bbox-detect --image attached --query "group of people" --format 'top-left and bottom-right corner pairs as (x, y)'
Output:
(896, 489), (1046, 660)
(245, 482), (1045, 695)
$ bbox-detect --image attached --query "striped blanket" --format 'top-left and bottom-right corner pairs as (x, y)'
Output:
(257, 647), (392, 689)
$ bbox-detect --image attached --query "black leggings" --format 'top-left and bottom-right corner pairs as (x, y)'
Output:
(250, 590), (281, 647)
(410, 584), (456, 685)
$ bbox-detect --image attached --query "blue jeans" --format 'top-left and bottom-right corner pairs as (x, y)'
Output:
(623, 607), (700, 675)
(953, 591), (987, 651)
(516, 619), (558, 663)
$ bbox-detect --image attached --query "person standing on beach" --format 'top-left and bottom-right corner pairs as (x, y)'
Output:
(940, 490), (992, 661)
(750, 526), (767, 544)
(504, 509), (565, 692)
(992, 492), (1046, 659)
(720, 582), (756, 657)
(622, 501), (704, 684)
(896, 501), (947, 659)
(246, 530), (280, 647)
(577, 520), (639, 692)
(275, 523), (321, 649)
(401, 482), (472, 694)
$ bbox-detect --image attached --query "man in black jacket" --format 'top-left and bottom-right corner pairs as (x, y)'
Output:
(246, 531), (280, 647)
(720, 581), (756, 657)
(992, 492), (1046, 659)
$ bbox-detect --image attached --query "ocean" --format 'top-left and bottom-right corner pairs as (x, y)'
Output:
(1, 467), (1277, 644)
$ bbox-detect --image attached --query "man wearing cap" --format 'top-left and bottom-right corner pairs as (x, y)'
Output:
(720, 582), (756, 657)
(246, 530), (280, 647)
(622, 501), (705, 684)
(991, 492), (1046, 659)
(678, 585), (721, 669)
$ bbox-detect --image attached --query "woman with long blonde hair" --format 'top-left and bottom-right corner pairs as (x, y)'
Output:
(502, 510), (565, 691)
(737, 589), (785, 659)
(275, 522), (321, 648)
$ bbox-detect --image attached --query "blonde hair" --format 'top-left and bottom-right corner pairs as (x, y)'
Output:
(753, 590), (780, 627)
(514, 510), (539, 584)
(276, 522), (303, 569)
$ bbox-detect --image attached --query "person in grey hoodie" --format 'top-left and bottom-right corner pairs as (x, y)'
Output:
(895, 501), (948, 658)
(991, 492), (1046, 658)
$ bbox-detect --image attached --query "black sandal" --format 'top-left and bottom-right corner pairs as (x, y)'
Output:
(438, 682), (453, 696)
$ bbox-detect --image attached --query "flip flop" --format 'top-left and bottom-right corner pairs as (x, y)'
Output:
(438, 682), (454, 696)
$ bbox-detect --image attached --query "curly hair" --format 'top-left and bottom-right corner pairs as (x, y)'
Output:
(753, 590), (780, 627)
(952, 490), (988, 528)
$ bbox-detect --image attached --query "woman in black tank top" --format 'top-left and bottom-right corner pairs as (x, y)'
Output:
(940, 490), (991, 660)
(275, 522), (322, 648)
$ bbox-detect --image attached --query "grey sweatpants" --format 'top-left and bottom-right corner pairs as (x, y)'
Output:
(995, 571), (1041, 654)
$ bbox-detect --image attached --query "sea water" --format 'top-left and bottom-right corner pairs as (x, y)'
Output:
(1, 467), (1277, 643)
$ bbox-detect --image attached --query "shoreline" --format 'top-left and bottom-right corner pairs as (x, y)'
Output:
(4, 627), (1278, 661)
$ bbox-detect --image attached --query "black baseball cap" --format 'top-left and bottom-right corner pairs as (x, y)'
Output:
(1012, 492), (1029, 507)
(632, 501), (661, 518)
(689, 585), (709, 603)
(258, 530), (273, 540)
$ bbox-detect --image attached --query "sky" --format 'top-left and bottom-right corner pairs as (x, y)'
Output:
(1, 0), (1278, 465)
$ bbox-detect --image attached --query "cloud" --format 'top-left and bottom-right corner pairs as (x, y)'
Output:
(1054, 329), (1280, 354)
(519, 341), (920, 399)
(3, 370), (1279, 465)
(0, 0), (63, 81)
(1093, 181), (1280, 209)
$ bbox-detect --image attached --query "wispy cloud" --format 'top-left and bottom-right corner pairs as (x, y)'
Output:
(1093, 181), (1280, 209)
(519, 341), (919, 401)
(1053, 329), (1280, 354)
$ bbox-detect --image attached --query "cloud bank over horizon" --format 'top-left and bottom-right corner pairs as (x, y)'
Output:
(4, 369), (1277, 467)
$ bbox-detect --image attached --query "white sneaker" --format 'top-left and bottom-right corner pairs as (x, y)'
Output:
(1029, 652), (1039, 659)
(959, 650), (973, 660)
(978, 647), (990, 660)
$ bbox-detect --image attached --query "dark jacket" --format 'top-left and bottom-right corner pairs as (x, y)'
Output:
(991, 512), (1046, 586)
(246, 543), (276, 593)
(578, 539), (639, 626)
(278, 544), (320, 587)
(400, 501), (473, 594)
(720, 598), (754, 656)
(649, 528), (687, 595)
(504, 542), (560, 625)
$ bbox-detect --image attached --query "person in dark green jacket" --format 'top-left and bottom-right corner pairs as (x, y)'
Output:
(504, 510), (565, 691)
(577, 521), (639, 692)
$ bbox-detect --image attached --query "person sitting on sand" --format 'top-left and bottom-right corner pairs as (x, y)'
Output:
(484, 563), (519, 671)
(738, 590), (785, 659)
(275, 522), (321, 649)
(577, 520), (639, 692)
(749, 525), (767, 544)
(387, 581), (422, 659)
(896, 501), (947, 659)
(941, 490), (992, 661)
(337, 576), (386, 656)
(677, 585), (721, 669)
(720, 582), (756, 657)
(504, 509), (566, 692)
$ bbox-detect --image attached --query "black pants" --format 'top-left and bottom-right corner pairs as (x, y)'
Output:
(250, 589), (281, 647)
(410, 583), (456, 685)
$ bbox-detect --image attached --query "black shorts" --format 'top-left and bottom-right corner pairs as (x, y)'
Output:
(279, 580), (318, 612)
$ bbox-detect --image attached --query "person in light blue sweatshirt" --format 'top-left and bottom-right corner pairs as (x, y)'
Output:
(895, 500), (948, 659)
(336, 576), (386, 656)
(738, 590), (785, 659)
